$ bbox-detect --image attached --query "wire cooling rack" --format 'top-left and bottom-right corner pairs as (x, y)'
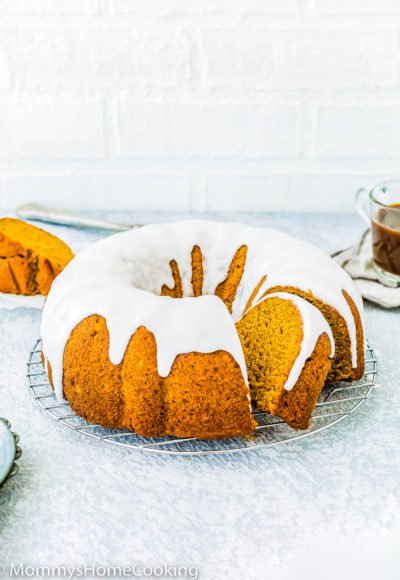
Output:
(27, 339), (378, 456)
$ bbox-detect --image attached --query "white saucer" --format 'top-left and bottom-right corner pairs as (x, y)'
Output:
(0, 419), (18, 486)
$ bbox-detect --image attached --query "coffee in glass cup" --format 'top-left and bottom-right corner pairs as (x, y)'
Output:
(356, 181), (400, 286)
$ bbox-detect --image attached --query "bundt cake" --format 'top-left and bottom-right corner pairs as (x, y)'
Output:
(40, 220), (364, 439)
(0, 218), (74, 295)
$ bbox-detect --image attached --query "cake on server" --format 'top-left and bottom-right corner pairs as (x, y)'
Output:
(40, 221), (364, 440)
(0, 218), (74, 295)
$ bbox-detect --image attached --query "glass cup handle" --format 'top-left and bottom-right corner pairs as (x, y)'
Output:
(355, 187), (370, 226)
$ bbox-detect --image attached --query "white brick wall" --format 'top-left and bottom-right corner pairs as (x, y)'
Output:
(1, 0), (400, 212)
(0, 101), (105, 159)
(118, 102), (301, 158)
(14, 28), (195, 89)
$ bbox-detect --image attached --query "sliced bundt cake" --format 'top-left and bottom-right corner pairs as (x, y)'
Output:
(41, 220), (364, 439)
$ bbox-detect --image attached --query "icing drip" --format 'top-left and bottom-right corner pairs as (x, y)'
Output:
(40, 220), (363, 401)
(243, 292), (335, 391)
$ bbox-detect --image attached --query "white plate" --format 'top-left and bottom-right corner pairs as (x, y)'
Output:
(0, 293), (45, 310)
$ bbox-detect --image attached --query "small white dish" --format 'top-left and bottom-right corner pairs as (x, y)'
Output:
(0, 419), (20, 486)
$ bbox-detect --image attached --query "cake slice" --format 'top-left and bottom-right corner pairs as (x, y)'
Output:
(236, 292), (334, 429)
(0, 217), (74, 295)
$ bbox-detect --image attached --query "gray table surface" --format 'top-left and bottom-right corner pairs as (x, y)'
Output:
(0, 212), (399, 580)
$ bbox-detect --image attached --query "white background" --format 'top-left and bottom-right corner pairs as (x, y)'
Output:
(1, 0), (400, 212)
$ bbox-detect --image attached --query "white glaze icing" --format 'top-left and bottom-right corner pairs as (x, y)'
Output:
(241, 292), (335, 391)
(40, 220), (363, 401)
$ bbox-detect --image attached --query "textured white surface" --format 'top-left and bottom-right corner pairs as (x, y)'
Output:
(1, 1), (400, 212)
(0, 212), (399, 580)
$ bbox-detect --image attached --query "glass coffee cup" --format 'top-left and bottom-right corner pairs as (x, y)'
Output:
(356, 180), (400, 286)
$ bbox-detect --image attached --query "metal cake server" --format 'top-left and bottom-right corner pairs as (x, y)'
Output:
(16, 203), (142, 232)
